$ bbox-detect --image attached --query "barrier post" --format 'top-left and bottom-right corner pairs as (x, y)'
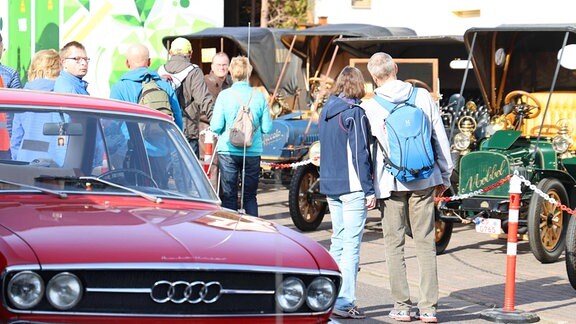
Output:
(203, 129), (214, 177)
(480, 174), (540, 323)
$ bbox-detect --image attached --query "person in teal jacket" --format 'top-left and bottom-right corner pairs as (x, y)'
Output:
(210, 56), (273, 216)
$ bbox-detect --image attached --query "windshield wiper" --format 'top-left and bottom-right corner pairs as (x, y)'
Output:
(32, 175), (163, 203)
(0, 178), (68, 199)
(80, 176), (162, 204)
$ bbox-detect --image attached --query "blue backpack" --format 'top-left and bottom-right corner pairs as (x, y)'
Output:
(374, 88), (435, 182)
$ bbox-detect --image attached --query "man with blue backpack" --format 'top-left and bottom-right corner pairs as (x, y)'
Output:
(361, 52), (453, 323)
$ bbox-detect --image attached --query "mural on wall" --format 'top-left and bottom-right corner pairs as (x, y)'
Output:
(0, 0), (219, 97)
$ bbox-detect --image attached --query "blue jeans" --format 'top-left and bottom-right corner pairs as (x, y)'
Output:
(327, 191), (367, 310)
(218, 153), (261, 217)
(188, 138), (200, 158)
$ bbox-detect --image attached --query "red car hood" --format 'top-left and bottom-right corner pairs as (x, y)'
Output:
(0, 196), (327, 270)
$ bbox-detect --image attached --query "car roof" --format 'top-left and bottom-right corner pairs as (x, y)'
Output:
(465, 23), (576, 35)
(463, 23), (576, 111)
(0, 88), (171, 120)
(334, 35), (464, 57)
(280, 23), (417, 59)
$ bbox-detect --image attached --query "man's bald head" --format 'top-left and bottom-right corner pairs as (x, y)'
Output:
(126, 44), (150, 69)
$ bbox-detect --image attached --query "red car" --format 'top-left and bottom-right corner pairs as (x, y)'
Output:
(0, 89), (340, 323)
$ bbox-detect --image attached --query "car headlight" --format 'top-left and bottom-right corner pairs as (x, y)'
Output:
(271, 100), (283, 118)
(46, 272), (83, 310)
(453, 132), (471, 151)
(306, 277), (336, 311)
(309, 141), (321, 166)
(276, 277), (305, 312)
(7, 271), (44, 309)
(552, 134), (570, 153)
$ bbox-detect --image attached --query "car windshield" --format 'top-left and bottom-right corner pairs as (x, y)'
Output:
(0, 106), (218, 202)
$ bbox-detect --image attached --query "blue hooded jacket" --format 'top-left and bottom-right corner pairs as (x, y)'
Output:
(319, 95), (374, 197)
(54, 70), (89, 95)
(24, 78), (55, 91)
(110, 67), (183, 130)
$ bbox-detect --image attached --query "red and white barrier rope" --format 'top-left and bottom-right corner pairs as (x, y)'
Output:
(260, 158), (317, 170)
(435, 172), (576, 216)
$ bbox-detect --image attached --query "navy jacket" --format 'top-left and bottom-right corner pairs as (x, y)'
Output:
(319, 95), (374, 197)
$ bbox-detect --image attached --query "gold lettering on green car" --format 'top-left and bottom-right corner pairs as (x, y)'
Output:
(463, 160), (507, 192)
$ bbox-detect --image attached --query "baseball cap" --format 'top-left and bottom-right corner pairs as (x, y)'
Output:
(170, 37), (192, 54)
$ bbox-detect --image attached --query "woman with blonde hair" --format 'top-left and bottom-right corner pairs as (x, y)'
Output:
(210, 56), (273, 216)
(25, 49), (61, 90)
(10, 49), (64, 163)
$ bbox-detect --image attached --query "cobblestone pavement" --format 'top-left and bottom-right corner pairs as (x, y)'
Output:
(257, 183), (576, 323)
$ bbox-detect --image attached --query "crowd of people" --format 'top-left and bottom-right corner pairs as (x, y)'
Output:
(0, 31), (454, 323)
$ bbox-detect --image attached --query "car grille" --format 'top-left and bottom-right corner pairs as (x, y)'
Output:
(3, 265), (341, 317)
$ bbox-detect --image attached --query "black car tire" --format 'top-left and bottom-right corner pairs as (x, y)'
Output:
(527, 178), (569, 263)
(288, 164), (327, 231)
(566, 215), (576, 289)
(434, 217), (454, 255)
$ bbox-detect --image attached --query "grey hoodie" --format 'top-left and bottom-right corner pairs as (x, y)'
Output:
(361, 80), (453, 198)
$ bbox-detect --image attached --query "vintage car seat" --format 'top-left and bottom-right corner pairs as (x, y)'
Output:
(522, 91), (576, 150)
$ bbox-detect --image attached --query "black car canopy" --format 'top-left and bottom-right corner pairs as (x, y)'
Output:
(334, 35), (479, 103)
(162, 27), (307, 98)
(279, 24), (416, 81)
(463, 24), (576, 113)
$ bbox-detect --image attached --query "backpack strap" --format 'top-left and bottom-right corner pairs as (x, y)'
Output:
(175, 65), (195, 79)
(142, 72), (153, 83)
(229, 89), (258, 129)
(405, 87), (419, 106)
(230, 89), (256, 111)
(373, 87), (419, 112)
(158, 65), (195, 87)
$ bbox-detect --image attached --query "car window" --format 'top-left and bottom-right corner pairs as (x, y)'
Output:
(0, 106), (217, 202)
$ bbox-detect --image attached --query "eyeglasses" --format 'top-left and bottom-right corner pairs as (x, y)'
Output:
(65, 57), (90, 63)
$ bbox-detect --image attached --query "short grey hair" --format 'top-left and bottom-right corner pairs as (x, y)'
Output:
(367, 52), (395, 80)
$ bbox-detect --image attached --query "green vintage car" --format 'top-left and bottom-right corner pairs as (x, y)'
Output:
(441, 24), (576, 264)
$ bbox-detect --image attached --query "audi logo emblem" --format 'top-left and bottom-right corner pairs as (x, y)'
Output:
(150, 280), (223, 304)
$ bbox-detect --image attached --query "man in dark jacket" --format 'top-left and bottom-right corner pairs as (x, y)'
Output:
(158, 37), (214, 157)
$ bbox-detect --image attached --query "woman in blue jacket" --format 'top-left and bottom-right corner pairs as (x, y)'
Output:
(319, 66), (376, 319)
(10, 49), (67, 165)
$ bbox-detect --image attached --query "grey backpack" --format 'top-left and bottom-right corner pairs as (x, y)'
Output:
(229, 90), (256, 148)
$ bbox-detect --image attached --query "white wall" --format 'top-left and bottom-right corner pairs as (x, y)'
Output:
(315, 0), (576, 36)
